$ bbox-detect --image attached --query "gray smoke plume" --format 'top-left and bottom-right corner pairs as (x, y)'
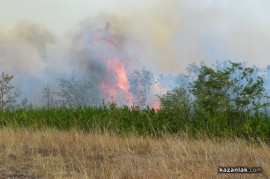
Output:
(0, 21), (139, 106)
(1, 0), (270, 106)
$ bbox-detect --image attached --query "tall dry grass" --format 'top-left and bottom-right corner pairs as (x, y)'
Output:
(0, 127), (269, 179)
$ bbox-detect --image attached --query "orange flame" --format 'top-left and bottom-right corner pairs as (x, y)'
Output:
(107, 60), (133, 105)
(152, 98), (160, 110)
(150, 82), (168, 110)
(90, 27), (167, 109)
(112, 62), (129, 91)
(92, 35), (133, 106)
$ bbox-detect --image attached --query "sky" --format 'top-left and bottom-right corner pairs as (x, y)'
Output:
(1, 0), (270, 73)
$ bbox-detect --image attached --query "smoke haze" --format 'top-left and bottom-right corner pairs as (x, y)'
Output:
(0, 0), (270, 105)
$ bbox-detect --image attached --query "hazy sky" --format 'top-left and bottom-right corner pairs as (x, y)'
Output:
(1, 0), (270, 72)
(1, 0), (112, 34)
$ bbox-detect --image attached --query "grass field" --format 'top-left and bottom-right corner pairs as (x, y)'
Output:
(0, 127), (269, 178)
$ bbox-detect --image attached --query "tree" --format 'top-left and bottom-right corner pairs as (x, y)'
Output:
(191, 61), (270, 137)
(20, 97), (32, 110)
(56, 75), (99, 108)
(0, 72), (17, 110)
(128, 68), (154, 108)
(159, 87), (193, 132)
(191, 65), (232, 135)
(42, 85), (56, 108)
(225, 62), (269, 136)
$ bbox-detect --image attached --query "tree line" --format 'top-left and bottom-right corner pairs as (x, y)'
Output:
(1, 61), (270, 140)
(159, 61), (270, 140)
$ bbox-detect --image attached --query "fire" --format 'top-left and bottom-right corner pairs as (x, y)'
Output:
(88, 23), (165, 109)
(106, 60), (133, 105)
(90, 27), (133, 106)
(100, 73), (118, 98)
(152, 98), (160, 110)
(110, 60), (129, 91)
(150, 82), (168, 110)
(104, 38), (116, 49)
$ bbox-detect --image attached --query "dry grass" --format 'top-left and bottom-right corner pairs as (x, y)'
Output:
(0, 128), (269, 179)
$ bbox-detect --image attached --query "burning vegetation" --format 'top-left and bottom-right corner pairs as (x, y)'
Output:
(1, 22), (270, 142)
(65, 22), (170, 109)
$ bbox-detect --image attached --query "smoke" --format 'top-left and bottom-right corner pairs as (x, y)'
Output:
(1, 0), (270, 106)
(0, 21), (140, 106)
(56, 0), (269, 74)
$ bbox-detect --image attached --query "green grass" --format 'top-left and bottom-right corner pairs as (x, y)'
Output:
(0, 104), (270, 143)
(0, 106), (163, 136)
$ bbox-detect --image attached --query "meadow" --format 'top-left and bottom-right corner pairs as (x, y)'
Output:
(0, 127), (269, 178)
(0, 106), (269, 178)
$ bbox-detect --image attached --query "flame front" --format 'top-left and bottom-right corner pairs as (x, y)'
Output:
(106, 59), (133, 106)
(90, 29), (133, 106)
(88, 24), (164, 109)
